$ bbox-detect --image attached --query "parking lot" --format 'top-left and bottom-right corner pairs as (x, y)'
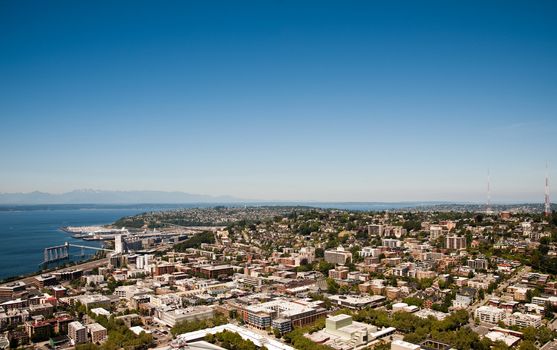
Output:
(143, 319), (173, 345)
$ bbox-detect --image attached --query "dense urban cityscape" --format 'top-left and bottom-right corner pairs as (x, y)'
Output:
(0, 204), (556, 350)
(2, 1), (557, 350)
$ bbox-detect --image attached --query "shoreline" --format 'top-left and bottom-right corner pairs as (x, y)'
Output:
(1, 222), (114, 284)
(0, 208), (160, 284)
(0, 255), (109, 286)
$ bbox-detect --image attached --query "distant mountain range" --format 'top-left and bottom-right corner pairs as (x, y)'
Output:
(0, 191), (550, 213)
(0, 190), (245, 204)
(0, 190), (455, 210)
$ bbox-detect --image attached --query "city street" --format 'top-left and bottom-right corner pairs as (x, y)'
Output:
(541, 340), (557, 350)
(1, 257), (109, 287)
(468, 266), (531, 327)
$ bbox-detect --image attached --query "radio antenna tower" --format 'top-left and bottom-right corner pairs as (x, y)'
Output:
(486, 169), (492, 214)
(545, 162), (551, 217)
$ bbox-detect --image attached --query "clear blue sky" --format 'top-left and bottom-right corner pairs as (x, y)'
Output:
(1, 1), (556, 202)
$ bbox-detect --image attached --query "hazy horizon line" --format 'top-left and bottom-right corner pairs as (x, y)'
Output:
(0, 188), (552, 205)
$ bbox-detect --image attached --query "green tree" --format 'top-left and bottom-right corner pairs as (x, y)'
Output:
(326, 278), (340, 294)
(402, 297), (424, 308)
(171, 313), (228, 336)
(518, 340), (537, 350)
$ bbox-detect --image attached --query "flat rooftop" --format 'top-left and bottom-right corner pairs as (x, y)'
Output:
(328, 314), (352, 322)
(246, 298), (321, 317)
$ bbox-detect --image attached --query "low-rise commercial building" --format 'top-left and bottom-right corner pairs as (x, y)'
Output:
(72, 295), (112, 311)
(308, 314), (396, 349)
(244, 298), (326, 330)
(328, 295), (385, 310)
(391, 339), (421, 350)
(158, 306), (214, 327)
(114, 285), (152, 300)
(33, 275), (57, 289)
(152, 263), (175, 276)
(392, 303), (419, 313)
(484, 331), (520, 347)
(0, 282), (26, 300)
(195, 265), (234, 279)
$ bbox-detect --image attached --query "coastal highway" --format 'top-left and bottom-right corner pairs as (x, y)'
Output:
(1, 257), (110, 287)
(1, 239), (173, 287)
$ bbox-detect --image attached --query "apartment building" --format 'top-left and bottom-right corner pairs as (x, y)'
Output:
(382, 239), (402, 248)
(324, 246), (352, 265)
(429, 225), (446, 240)
(68, 321), (87, 344)
(467, 258), (488, 271)
(446, 235), (466, 250)
(367, 225), (384, 236)
(359, 246), (382, 258)
(328, 266), (349, 280)
(87, 323), (107, 343)
(475, 306), (506, 324)
(504, 312), (542, 328)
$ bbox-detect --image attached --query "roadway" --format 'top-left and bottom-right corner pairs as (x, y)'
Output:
(541, 340), (557, 350)
(1, 257), (109, 287)
(468, 266), (531, 327)
(2, 231), (186, 287)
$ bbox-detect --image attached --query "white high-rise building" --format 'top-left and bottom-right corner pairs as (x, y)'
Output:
(136, 254), (153, 271)
(115, 234), (125, 253)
